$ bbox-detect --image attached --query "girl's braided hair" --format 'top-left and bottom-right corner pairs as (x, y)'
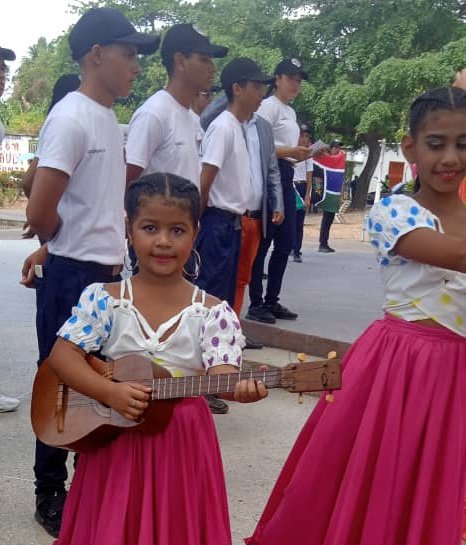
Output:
(125, 172), (201, 226)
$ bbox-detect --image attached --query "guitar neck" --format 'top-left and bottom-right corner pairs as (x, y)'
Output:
(150, 369), (282, 400)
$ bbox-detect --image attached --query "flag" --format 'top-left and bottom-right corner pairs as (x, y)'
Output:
(314, 151), (346, 213)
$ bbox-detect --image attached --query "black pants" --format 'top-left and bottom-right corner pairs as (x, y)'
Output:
(34, 254), (118, 494)
(294, 181), (306, 255)
(319, 210), (335, 247)
(195, 207), (242, 307)
(249, 159), (296, 308)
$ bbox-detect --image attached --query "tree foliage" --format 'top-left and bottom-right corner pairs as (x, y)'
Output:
(4, 0), (466, 204)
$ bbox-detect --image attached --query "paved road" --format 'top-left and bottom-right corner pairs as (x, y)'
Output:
(0, 232), (382, 545)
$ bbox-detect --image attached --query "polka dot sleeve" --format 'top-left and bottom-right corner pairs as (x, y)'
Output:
(368, 195), (438, 265)
(200, 301), (246, 370)
(57, 283), (113, 353)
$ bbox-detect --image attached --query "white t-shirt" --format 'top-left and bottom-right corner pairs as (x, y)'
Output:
(37, 91), (125, 265)
(257, 95), (299, 148)
(0, 119), (5, 144)
(293, 158), (313, 182)
(126, 90), (200, 187)
(189, 109), (204, 157)
(201, 110), (251, 215)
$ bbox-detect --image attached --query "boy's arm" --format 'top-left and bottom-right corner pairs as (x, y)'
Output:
(26, 167), (69, 240)
(200, 163), (219, 214)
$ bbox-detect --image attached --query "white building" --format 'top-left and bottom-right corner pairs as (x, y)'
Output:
(346, 142), (413, 193)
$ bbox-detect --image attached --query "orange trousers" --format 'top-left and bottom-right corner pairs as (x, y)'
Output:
(233, 216), (262, 316)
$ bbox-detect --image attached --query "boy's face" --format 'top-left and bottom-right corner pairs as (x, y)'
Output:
(180, 52), (216, 93)
(98, 43), (141, 99)
(237, 81), (266, 114)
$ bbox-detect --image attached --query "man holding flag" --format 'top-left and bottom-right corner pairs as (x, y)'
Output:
(315, 140), (346, 253)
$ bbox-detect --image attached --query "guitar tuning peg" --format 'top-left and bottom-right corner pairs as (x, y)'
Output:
(327, 351), (337, 360)
(297, 353), (307, 362)
(298, 392), (303, 405)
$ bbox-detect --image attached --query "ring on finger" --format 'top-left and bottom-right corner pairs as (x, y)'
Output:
(132, 399), (138, 409)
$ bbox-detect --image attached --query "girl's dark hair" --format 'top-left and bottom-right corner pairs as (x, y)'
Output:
(47, 74), (80, 114)
(125, 172), (201, 226)
(409, 86), (466, 136)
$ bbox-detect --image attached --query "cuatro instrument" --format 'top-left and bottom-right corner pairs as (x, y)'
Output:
(31, 354), (342, 452)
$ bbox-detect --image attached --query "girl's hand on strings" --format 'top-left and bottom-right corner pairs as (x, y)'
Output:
(109, 382), (152, 421)
(233, 378), (268, 403)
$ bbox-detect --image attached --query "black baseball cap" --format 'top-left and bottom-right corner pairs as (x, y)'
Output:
(330, 139), (342, 148)
(161, 24), (228, 65)
(221, 58), (274, 90)
(274, 58), (308, 81)
(69, 8), (160, 61)
(299, 123), (312, 134)
(0, 47), (16, 61)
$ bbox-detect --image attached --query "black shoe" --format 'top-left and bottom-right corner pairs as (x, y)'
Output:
(205, 394), (229, 414)
(319, 245), (335, 253)
(35, 489), (67, 538)
(293, 253), (303, 263)
(264, 303), (298, 320)
(244, 337), (264, 349)
(245, 305), (276, 324)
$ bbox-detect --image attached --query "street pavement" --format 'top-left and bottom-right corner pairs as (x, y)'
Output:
(0, 225), (383, 545)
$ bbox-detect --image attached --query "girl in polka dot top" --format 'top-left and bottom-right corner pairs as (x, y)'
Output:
(46, 173), (268, 545)
(246, 87), (466, 545)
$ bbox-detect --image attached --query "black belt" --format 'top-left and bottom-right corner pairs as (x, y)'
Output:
(206, 207), (242, 220)
(243, 209), (262, 219)
(47, 254), (122, 276)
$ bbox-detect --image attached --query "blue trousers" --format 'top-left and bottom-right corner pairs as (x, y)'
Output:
(34, 254), (118, 494)
(249, 159), (296, 307)
(195, 207), (242, 307)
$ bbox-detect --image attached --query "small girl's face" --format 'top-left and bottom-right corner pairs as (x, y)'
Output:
(403, 108), (466, 194)
(128, 196), (198, 278)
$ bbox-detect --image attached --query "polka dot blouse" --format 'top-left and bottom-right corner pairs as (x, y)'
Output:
(58, 280), (245, 376)
(369, 194), (466, 336)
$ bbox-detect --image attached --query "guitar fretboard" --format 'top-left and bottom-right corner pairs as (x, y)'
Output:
(149, 369), (282, 400)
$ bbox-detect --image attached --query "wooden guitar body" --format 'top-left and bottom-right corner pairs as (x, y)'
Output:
(31, 355), (177, 452)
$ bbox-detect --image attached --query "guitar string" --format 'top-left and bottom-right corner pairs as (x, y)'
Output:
(47, 366), (335, 408)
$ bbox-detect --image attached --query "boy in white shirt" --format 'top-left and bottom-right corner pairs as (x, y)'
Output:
(21, 8), (159, 537)
(0, 45), (21, 414)
(126, 24), (228, 187)
(197, 58), (274, 306)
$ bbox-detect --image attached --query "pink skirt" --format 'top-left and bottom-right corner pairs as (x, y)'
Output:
(55, 397), (232, 545)
(246, 315), (466, 545)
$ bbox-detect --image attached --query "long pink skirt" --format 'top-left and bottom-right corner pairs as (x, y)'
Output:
(55, 397), (232, 545)
(246, 315), (466, 545)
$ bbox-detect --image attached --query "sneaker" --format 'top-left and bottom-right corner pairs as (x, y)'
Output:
(35, 490), (67, 538)
(0, 394), (20, 412)
(244, 337), (264, 350)
(205, 395), (229, 414)
(264, 303), (298, 320)
(293, 254), (303, 263)
(318, 245), (335, 253)
(245, 305), (276, 324)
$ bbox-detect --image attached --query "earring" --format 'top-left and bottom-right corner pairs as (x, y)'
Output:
(183, 249), (201, 280)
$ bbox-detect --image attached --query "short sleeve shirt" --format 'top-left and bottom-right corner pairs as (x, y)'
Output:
(257, 95), (299, 148)
(201, 110), (251, 215)
(37, 92), (126, 265)
(126, 90), (200, 188)
(368, 194), (466, 336)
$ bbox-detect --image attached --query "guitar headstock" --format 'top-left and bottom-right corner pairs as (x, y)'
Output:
(280, 359), (342, 393)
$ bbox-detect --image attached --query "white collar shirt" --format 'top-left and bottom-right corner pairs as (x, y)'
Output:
(243, 115), (263, 211)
